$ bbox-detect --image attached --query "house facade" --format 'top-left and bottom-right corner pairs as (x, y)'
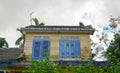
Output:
(21, 25), (95, 61)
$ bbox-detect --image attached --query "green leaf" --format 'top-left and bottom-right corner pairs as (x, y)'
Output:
(32, 18), (40, 26)
(15, 36), (23, 45)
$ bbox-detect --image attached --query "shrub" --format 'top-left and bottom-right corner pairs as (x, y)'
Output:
(26, 57), (120, 73)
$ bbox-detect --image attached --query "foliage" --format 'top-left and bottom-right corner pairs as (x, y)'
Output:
(86, 25), (93, 28)
(104, 16), (120, 60)
(15, 28), (25, 47)
(26, 59), (65, 73)
(91, 16), (120, 60)
(0, 37), (9, 48)
(79, 22), (93, 29)
(68, 65), (120, 73)
(68, 58), (120, 73)
(15, 17), (45, 47)
(26, 58), (120, 73)
(79, 22), (84, 26)
(68, 66), (104, 73)
(15, 18), (45, 47)
(91, 53), (96, 60)
(32, 18), (45, 26)
(105, 34), (120, 60)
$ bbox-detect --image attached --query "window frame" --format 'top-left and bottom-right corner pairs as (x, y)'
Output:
(32, 36), (50, 60)
(59, 36), (81, 61)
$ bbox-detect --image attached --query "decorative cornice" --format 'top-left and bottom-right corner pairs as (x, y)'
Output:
(21, 25), (95, 34)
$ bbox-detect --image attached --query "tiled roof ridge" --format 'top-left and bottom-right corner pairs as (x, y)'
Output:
(25, 25), (87, 28)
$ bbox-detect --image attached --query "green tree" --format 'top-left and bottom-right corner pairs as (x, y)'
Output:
(15, 28), (25, 47)
(91, 16), (120, 61)
(32, 18), (45, 26)
(105, 34), (120, 60)
(0, 37), (9, 48)
(103, 16), (120, 60)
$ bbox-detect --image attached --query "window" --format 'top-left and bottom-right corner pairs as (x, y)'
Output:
(32, 36), (50, 60)
(59, 36), (80, 59)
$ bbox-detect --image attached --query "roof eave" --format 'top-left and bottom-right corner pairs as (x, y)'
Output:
(22, 30), (94, 35)
(21, 27), (95, 35)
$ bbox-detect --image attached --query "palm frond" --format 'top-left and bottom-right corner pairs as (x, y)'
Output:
(0, 38), (9, 48)
(39, 22), (45, 26)
(15, 36), (24, 45)
(4, 39), (9, 48)
(17, 28), (24, 35)
(32, 18), (39, 26)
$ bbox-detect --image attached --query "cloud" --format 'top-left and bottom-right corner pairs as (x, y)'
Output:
(0, 0), (120, 47)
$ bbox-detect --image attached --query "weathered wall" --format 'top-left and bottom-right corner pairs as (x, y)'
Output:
(24, 32), (91, 61)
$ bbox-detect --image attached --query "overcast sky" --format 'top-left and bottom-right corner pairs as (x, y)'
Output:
(0, 0), (120, 47)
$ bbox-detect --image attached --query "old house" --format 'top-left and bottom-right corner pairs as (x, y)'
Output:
(21, 25), (95, 61)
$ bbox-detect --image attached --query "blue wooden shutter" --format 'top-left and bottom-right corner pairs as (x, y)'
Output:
(41, 40), (50, 60)
(60, 40), (80, 58)
(32, 40), (50, 60)
(32, 40), (41, 59)
(74, 40), (80, 58)
(60, 40), (65, 58)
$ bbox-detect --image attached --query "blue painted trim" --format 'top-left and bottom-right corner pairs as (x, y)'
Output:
(0, 61), (111, 66)
(54, 61), (111, 66)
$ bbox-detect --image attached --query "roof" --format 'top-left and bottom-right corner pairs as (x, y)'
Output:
(21, 25), (95, 34)
(0, 48), (24, 62)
